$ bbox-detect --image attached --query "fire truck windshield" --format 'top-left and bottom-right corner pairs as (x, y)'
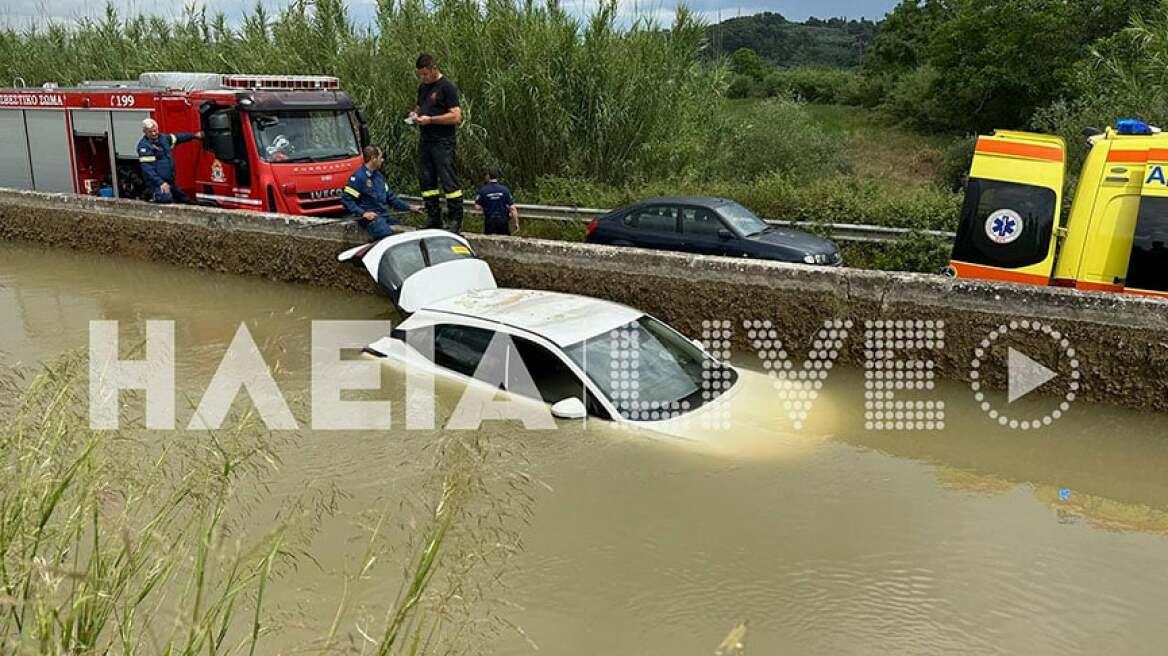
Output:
(250, 110), (360, 163)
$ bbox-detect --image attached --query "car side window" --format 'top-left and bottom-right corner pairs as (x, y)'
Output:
(630, 206), (678, 233)
(433, 324), (503, 381)
(377, 242), (426, 293)
(680, 207), (724, 236)
(508, 336), (611, 419)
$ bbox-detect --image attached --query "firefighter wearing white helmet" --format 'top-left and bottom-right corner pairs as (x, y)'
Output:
(137, 118), (203, 204)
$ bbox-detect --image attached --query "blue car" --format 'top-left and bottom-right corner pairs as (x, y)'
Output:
(584, 196), (843, 266)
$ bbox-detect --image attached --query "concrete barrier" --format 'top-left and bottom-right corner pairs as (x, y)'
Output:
(1, 189), (1166, 411)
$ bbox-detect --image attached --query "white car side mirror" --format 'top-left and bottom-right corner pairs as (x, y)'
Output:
(551, 397), (587, 420)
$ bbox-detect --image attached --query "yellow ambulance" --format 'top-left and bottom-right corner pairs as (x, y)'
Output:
(946, 120), (1168, 298)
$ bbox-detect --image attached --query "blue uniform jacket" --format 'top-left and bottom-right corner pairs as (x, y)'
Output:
(137, 132), (198, 187)
(342, 166), (411, 218)
(475, 181), (514, 220)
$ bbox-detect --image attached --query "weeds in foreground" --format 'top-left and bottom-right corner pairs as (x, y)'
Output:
(0, 356), (537, 654)
(0, 354), (334, 653)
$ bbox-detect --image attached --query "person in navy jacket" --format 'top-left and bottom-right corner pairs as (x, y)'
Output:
(474, 166), (519, 235)
(342, 145), (420, 240)
(137, 118), (202, 204)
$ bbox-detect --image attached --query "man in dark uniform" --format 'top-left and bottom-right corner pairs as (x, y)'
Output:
(474, 167), (519, 235)
(137, 118), (202, 203)
(411, 53), (464, 233)
(342, 145), (419, 240)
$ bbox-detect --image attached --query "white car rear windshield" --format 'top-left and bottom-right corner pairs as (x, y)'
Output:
(563, 316), (737, 420)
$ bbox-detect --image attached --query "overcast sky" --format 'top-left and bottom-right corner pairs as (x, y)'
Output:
(2, 0), (900, 27)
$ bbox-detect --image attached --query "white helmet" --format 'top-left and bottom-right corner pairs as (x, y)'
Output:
(267, 134), (293, 155)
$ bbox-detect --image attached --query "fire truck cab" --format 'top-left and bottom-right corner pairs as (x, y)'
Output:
(948, 120), (1168, 299)
(0, 72), (368, 215)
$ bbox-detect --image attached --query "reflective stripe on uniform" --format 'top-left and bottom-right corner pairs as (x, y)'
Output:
(421, 189), (441, 198)
(343, 186), (361, 197)
(444, 190), (463, 199)
(170, 134), (177, 146)
(139, 156), (157, 162)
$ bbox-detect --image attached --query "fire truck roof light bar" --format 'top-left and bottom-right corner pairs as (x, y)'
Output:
(221, 74), (340, 90)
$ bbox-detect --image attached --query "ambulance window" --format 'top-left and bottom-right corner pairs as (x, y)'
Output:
(1126, 197), (1168, 292)
(951, 178), (1057, 269)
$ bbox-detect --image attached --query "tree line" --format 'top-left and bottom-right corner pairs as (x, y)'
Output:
(724, 0), (1168, 144)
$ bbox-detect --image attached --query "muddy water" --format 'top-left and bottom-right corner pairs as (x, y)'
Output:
(2, 241), (1168, 655)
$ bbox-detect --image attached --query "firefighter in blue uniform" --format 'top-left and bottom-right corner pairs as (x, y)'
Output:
(342, 145), (420, 240)
(137, 118), (202, 204)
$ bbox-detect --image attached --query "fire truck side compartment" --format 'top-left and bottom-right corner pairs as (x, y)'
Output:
(25, 111), (72, 193)
(0, 110), (33, 189)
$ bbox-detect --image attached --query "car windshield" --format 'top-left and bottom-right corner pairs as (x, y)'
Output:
(563, 316), (737, 421)
(720, 201), (771, 237)
(250, 110), (359, 163)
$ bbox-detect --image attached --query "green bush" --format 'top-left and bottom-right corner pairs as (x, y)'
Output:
(708, 99), (852, 182)
(758, 67), (863, 104)
(730, 46), (770, 80)
(726, 74), (758, 99)
(761, 71), (792, 98)
(937, 134), (977, 192)
(879, 65), (952, 130)
(840, 237), (952, 273)
(842, 72), (894, 108)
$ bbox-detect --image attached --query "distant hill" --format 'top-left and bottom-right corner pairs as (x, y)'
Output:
(707, 12), (878, 68)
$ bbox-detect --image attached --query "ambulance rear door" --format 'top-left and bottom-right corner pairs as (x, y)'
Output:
(948, 130), (1065, 286)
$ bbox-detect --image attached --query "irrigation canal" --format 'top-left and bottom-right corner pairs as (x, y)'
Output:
(2, 241), (1167, 654)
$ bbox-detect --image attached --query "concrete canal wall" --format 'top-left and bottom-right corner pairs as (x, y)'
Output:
(1, 189), (1166, 411)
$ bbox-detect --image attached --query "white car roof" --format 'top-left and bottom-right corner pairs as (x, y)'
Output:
(423, 288), (644, 347)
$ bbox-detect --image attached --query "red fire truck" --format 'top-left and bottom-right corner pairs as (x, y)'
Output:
(0, 72), (369, 215)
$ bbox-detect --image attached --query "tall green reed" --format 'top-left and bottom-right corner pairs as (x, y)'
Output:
(0, 354), (339, 654)
(0, 0), (724, 190)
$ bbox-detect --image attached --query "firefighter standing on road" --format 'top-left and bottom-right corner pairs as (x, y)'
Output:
(342, 145), (420, 240)
(410, 53), (464, 233)
(137, 118), (202, 204)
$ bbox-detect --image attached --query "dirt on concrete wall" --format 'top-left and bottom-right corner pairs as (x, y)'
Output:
(2, 189), (1167, 412)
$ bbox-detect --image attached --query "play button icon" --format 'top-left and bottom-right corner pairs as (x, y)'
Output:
(970, 321), (1080, 430)
(1007, 348), (1058, 403)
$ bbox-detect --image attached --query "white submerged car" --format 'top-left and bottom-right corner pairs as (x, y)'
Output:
(338, 230), (781, 441)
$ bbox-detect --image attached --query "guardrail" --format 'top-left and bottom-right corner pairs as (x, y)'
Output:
(402, 196), (956, 244)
